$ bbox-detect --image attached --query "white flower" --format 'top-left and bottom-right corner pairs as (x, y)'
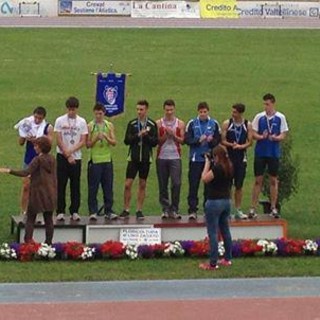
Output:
(257, 239), (277, 254)
(126, 245), (138, 260)
(163, 241), (185, 257)
(81, 247), (95, 260)
(0, 243), (17, 260)
(218, 241), (225, 257)
(36, 243), (56, 259)
(303, 240), (318, 253)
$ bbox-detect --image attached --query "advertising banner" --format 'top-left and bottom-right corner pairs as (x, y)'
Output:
(236, 1), (320, 18)
(58, 0), (131, 16)
(0, 0), (17, 16)
(0, 0), (57, 17)
(200, 0), (239, 18)
(278, 2), (319, 18)
(131, 1), (200, 18)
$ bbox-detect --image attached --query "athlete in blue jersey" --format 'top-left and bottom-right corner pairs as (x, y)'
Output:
(17, 107), (53, 215)
(185, 102), (221, 220)
(221, 103), (253, 220)
(249, 94), (289, 219)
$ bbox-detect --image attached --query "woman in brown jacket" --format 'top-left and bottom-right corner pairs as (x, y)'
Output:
(0, 136), (57, 244)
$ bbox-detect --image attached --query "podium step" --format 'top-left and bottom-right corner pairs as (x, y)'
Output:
(11, 214), (287, 244)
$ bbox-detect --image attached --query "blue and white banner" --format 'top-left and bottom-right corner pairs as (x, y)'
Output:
(58, 0), (131, 16)
(96, 73), (127, 117)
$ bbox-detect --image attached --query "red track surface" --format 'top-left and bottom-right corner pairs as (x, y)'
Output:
(1, 297), (319, 320)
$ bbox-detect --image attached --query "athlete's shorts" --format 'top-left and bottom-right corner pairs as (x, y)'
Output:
(254, 157), (279, 177)
(126, 161), (150, 180)
(231, 161), (247, 190)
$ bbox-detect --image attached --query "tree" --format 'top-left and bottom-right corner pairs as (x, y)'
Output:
(261, 133), (299, 213)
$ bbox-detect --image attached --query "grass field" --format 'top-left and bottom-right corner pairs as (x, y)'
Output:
(0, 257), (319, 283)
(0, 28), (319, 281)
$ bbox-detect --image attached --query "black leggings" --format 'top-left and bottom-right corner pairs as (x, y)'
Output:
(24, 211), (54, 245)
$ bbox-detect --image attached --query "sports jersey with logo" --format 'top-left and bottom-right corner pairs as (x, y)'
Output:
(252, 111), (289, 158)
(226, 118), (248, 163)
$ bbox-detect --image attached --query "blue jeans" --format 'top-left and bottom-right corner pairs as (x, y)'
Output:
(205, 199), (232, 266)
(88, 161), (114, 214)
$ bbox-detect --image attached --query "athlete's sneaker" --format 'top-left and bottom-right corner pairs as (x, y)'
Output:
(106, 211), (118, 220)
(248, 208), (258, 219)
(235, 209), (248, 220)
(218, 258), (232, 267)
(170, 211), (182, 220)
(71, 213), (81, 221)
(199, 262), (219, 271)
(161, 211), (169, 220)
(89, 213), (98, 221)
(136, 211), (145, 221)
(119, 210), (130, 219)
(270, 208), (280, 219)
(56, 213), (65, 222)
(188, 213), (197, 221)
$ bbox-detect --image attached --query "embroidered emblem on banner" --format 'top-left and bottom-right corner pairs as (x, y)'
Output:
(104, 86), (118, 105)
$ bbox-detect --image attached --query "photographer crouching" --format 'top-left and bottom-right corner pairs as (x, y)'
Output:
(199, 145), (233, 270)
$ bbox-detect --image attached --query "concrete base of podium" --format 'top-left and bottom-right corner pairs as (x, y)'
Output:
(11, 214), (288, 244)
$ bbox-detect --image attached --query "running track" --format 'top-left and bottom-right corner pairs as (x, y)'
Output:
(0, 278), (319, 320)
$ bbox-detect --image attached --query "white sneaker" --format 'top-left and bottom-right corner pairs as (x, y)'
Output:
(270, 208), (280, 219)
(56, 213), (65, 221)
(89, 213), (98, 221)
(188, 213), (197, 220)
(248, 208), (258, 219)
(235, 209), (248, 220)
(71, 213), (81, 221)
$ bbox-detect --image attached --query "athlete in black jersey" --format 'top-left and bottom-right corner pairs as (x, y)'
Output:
(221, 103), (253, 220)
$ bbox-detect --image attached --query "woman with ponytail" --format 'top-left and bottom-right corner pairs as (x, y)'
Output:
(200, 145), (234, 270)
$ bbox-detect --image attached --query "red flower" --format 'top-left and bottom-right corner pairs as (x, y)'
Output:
(285, 239), (304, 255)
(101, 241), (125, 259)
(151, 243), (166, 257)
(241, 240), (263, 256)
(63, 242), (84, 259)
(190, 239), (209, 257)
(18, 242), (41, 262)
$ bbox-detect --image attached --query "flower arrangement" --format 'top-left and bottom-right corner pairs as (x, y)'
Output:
(100, 241), (125, 259)
(240, 239), (263, 256)
(303, 240), (318, 255)
(0, 238), (318, 262)
(0, 243), (17, 260)
(63, 241), (85, 260)
(18, 242), (41, 262)
(163, 241), (185, 257)
(36, 243), (56, 260)
(80, 246), (96, 260)
(257, 239), (278, 255)
(189, 239), (209, 257)
(126, 245), (138, 260)
(274, 238), (305, 256)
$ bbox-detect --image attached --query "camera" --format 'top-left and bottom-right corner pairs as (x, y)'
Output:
(201, 152), (213, 160)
